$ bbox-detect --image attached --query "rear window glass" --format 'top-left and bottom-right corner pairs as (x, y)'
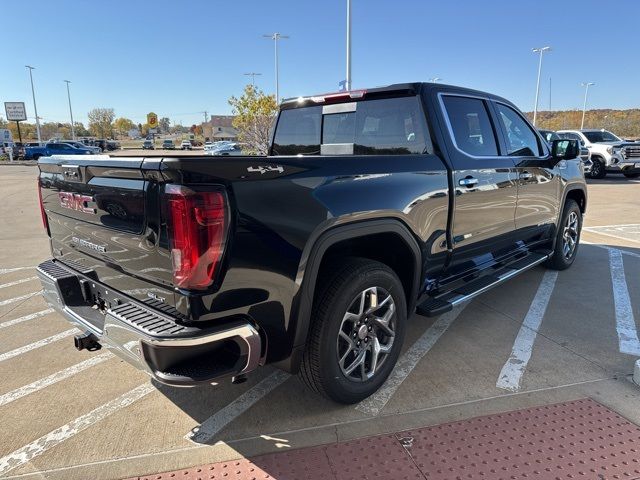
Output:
(272, 96), (430, 156)
(272, 106), (322, 155)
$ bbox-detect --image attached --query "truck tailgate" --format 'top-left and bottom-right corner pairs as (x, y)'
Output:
(38, 156), (176, 309)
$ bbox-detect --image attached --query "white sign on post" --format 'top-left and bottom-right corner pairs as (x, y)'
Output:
(4, 102), (27, 122)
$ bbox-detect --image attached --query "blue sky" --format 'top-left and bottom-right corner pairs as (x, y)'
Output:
(1, 0), (639, 127)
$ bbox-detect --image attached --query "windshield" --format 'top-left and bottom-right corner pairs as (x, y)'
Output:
(583, 130), (621, 143)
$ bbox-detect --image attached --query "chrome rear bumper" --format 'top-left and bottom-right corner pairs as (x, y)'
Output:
(37, 259), (263, 386)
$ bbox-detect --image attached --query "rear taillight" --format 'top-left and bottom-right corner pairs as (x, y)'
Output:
(37, 178), (49, 232)
(165, 185), (228, 290)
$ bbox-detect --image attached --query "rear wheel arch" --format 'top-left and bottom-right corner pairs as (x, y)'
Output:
(288, 220), (422, 372)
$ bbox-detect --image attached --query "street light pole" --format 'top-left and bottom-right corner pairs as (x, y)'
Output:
(532, 46), (551, 126)
(243, 72), (262, 86)
(263, 33), (289, 104)
(346, 0), (352, 91)
(64, 80), (75, 140)
(26, 65), (42, 144)
(580, 82), (595, 129)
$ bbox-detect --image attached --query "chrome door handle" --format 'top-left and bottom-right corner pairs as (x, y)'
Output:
(458, 177), (479, 187)
(520, 172), (533, 180)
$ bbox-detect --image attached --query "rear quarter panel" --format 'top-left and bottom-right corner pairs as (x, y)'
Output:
(160, 154), (449, 363)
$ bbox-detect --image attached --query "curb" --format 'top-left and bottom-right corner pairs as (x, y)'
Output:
(0, 161), (37, 166)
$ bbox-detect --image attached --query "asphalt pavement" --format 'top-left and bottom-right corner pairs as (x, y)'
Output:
(0, 165), (639, 480)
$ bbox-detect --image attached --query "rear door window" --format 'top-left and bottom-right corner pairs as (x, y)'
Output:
(441, 96), (499, 156)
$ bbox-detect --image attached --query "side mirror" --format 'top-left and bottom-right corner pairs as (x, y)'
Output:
(551, 139), (579, 162)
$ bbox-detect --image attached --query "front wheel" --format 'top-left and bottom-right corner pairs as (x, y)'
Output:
(545, 199), (582, 270)
(623, 172), (640, 179)
(299, 258), (407, 404)
(589, 158), (606, 179)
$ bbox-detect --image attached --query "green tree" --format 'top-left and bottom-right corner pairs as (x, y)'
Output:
(114, 117), (135, 136)
(88, 108), (115, 138)
(228, 84), (278, 155)
(159, 117), (171, 133)
(74, 122), (91, 137)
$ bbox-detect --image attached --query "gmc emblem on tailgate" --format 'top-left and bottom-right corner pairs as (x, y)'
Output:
(58, 192), (96, 214)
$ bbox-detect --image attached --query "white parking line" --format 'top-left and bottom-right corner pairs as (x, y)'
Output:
(186, 370), (291, 444)
(0, 353), (112, 407)
(609, 248), (640, 356)
(0, 309), (54, 331)
(496, 271), (558, 392)
(0, 277), (38, 290)
(356, 305), (468, 417)
(0, 383), (154, 475)
(583, 241), (640, 260)
(0, 267), (33, 275)
(583, 225), (640, 245)
(0, 292), (41, 307)
(0, 329), (77, 363)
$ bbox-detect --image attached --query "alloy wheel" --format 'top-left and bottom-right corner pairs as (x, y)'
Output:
(562, 211), (579, 259)
(336, 286), (396, 382)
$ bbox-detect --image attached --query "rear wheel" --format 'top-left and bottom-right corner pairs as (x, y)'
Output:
(545, 199), (582, 270)
(300, 258), (407, 404)
(589, 158), (606, 179)
(623, 172), (640, 179)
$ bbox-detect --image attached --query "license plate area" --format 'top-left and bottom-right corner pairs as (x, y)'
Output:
(64, 274), (128, 334)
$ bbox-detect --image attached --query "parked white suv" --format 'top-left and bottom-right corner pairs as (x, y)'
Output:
(557, 129), (640, 179)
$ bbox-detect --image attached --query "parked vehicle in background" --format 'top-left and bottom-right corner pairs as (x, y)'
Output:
(180, 140), (192, 150)
(106, 140), (121, 151)
(36, 82), (586, 404)
(557, 129), (640, 179)
(162, 139), (176, 150)
(25, 142), (94, 160)
(539, 129), (592, 175)
(142, 140), (154, 150)
(51, 139), (101, 154)
(204, 142), (243, 156)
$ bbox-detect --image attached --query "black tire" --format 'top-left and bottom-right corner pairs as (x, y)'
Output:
(299, 258), (407, 404)
(589, 158), (606, 179)
(545, 199), (582, 271)
(33, 154), (41, 161)
(623, 172), (640, 179)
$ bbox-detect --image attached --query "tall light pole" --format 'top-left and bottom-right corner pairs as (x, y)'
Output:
(428, 77), (442, 83)
(64, 80), (75, 140)
(532, 46), (551, 126)
(580, 82), (595, 129)
(345, 0), (352, 91)
(26, 65), (42, 144)
(263, 33), (289, 104)
(243, 72), (262, 86)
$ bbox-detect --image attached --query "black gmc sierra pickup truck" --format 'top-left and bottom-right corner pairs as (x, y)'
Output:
(37, 83), (587, 403)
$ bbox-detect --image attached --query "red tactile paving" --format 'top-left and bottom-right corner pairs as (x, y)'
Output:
(126, 398), (640, 480)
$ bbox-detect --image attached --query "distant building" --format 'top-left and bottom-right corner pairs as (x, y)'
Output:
(203, 115), (238, 142)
